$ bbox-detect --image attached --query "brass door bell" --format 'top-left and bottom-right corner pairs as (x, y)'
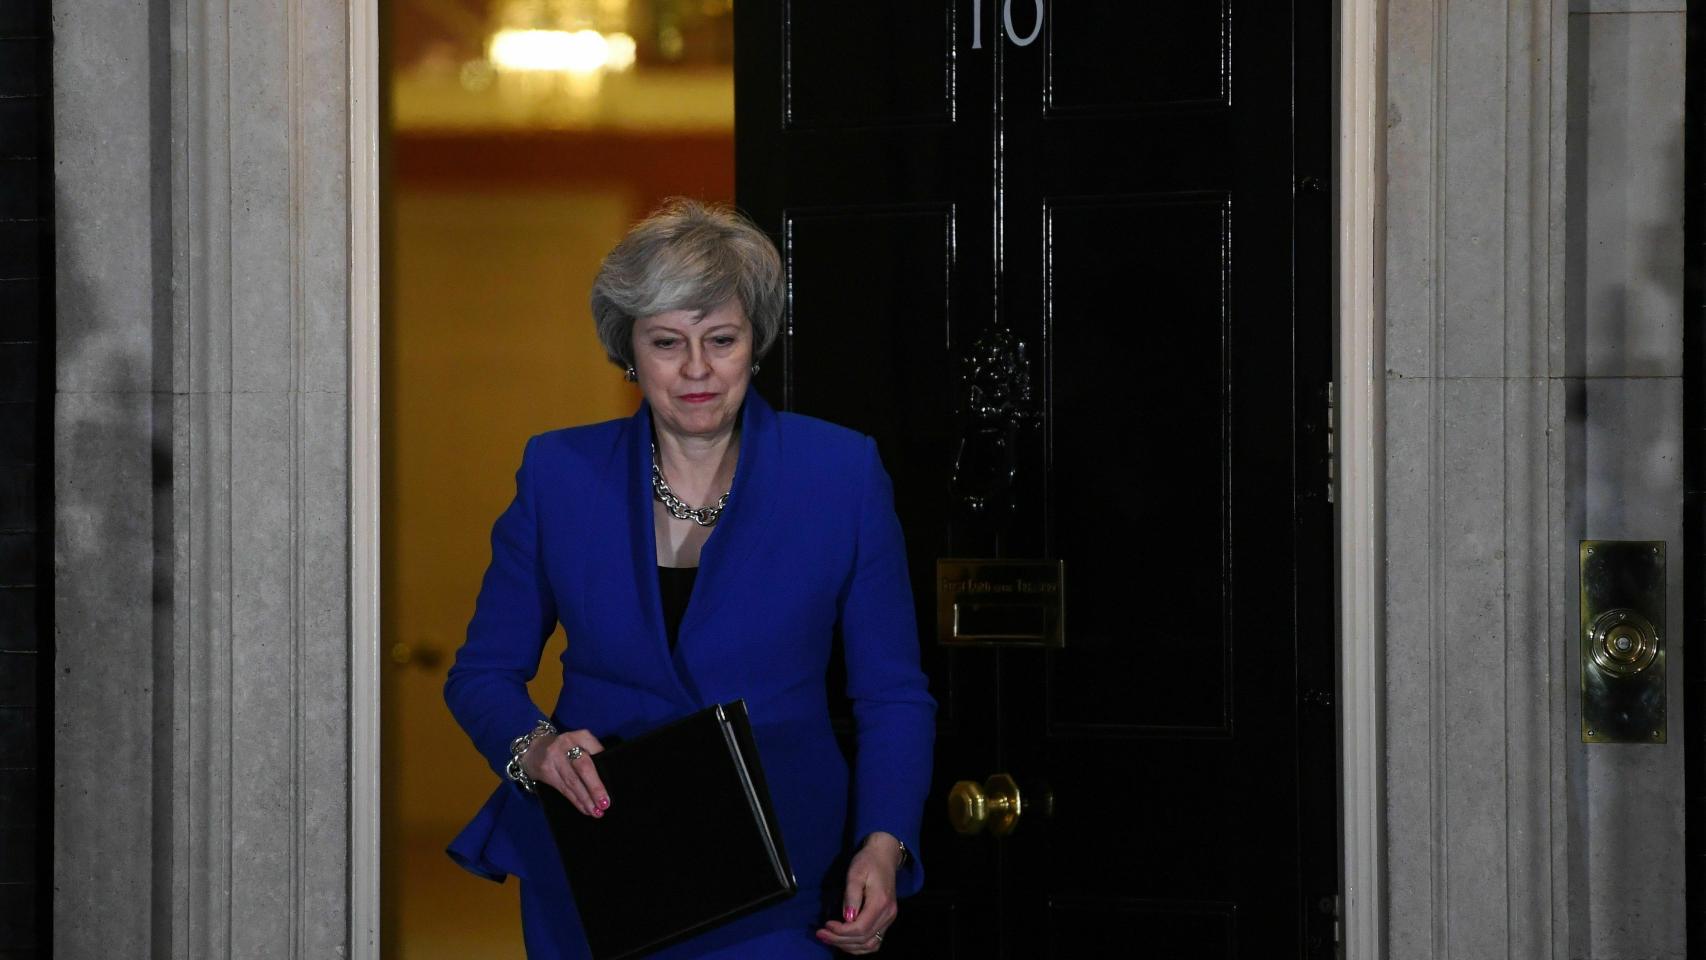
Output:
(1580, 541), (1666, 743)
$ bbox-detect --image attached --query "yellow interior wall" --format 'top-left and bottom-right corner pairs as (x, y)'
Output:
(384, 187), (638, 958)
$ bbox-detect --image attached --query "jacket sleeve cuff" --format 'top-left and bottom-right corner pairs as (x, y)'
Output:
(477, 704), (554, 780)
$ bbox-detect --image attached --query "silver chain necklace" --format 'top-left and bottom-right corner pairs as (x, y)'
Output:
(651, 443), (730, 527)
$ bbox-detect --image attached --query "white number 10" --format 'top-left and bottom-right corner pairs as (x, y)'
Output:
(971, 0), (1044, 49)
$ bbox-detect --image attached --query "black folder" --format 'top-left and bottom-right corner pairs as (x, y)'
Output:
(537, 700), (798, 959)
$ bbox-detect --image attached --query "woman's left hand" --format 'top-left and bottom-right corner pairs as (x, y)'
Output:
(815, 832), (902, 954)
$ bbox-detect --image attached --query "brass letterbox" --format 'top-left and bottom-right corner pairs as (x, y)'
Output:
(936, 559), (1065, 647)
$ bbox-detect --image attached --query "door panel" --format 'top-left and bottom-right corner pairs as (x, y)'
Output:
(1044, 2), (1230, 112)
(1045, 899), (1236, 959)
(783, 0), (956, 127)
(1044, 195), (1232, 734)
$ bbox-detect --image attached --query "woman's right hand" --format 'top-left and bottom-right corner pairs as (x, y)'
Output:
(521, 729), (610, 817)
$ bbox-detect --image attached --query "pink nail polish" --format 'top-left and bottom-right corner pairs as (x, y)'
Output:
(843, 907), (856, 922)
(593, 808), (603, 818)
(598, 796), (610, 810)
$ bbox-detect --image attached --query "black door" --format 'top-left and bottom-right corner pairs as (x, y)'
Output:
(736, 2), (1336, 956)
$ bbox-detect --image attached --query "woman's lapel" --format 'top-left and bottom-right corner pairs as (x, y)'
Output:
(624, 391), (785, 702)
(677, 392), (783, 651)
(622, 400), (697, 705)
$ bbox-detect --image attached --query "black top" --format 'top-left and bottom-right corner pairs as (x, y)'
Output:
(657, 565), (698, 651)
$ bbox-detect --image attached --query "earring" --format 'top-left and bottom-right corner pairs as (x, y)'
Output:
(624, 366), (637, 383)
(750, 362), (761, 375)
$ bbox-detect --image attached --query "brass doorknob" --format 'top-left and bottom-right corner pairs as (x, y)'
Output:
(948, 773), (1022, 836)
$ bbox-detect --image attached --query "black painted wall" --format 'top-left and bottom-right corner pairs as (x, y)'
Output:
(0, 0), (50, 954)
(1687, 0), (1705, 950)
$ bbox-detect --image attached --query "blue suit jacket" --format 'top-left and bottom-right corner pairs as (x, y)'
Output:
(445, 392), (936, 957)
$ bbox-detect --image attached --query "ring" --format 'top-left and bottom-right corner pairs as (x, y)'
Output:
(565, 744), (584, 762)
(873, 932), (884, 944)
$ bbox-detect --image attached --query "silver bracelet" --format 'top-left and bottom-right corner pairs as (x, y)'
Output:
(505, 719), (557, 793)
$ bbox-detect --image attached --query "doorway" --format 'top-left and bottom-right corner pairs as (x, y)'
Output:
(380, 2), (736, 956)
(377, 0), (1341, 955)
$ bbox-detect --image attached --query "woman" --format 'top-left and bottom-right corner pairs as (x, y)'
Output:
(444, 199), (936, 958)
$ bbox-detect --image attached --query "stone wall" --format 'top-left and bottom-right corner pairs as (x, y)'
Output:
(52, 0), (353, 954)
(1383, 0), (1688, 955)
(1565, 1), (1688, 955)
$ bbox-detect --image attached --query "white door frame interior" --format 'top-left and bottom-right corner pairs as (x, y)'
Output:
(349, 0), (382, 951)
(1336, 0), (1385, 956)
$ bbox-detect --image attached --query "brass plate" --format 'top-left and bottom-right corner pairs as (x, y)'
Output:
(936, 559), (1065, 647)
(1580, 540), (1666, 744)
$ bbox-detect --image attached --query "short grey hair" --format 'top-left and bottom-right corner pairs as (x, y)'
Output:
(590, 198), (785, 368)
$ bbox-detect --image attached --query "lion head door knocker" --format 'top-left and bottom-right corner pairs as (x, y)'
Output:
(951, 328), (1041, 526)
